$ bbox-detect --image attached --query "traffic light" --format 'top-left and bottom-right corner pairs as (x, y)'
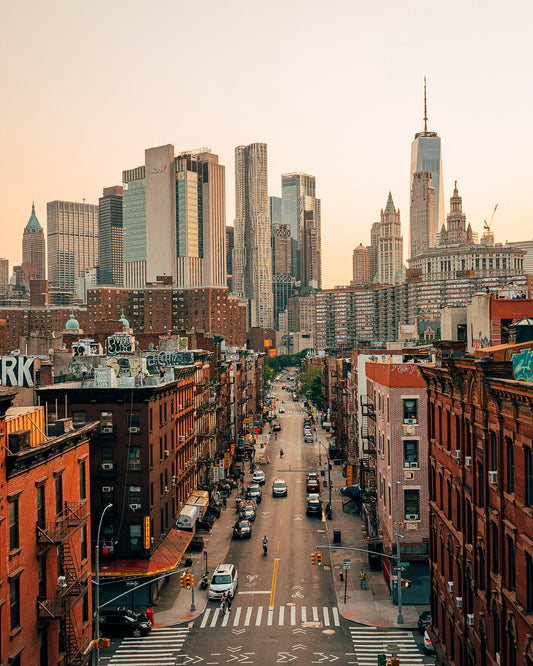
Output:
(97, 637), (110, 649)
(387, 658), (400, 666)
(180, 573), (188, 588)
(311, 552), (318, 565)
(401, 578), (411, 588)
(316, 551), (322, 566)
(187, 573), (194, 589)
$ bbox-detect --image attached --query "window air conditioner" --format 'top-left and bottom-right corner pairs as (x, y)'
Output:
(455, 450), (461, 459)
(128, 427), (140, 433)
(447, 581), (454, 593)
(405, 418), (417, 424)
(404, 461), (411, 468)
(410, 462), (418, 468)
(101, 426), (113, 434)
(465, 456), (472, 467)
(165, 449), (170, 457)
(456, 596), (463, 608)
(179, 405), (183, 410)
(467, 613), (474, 626)
(488, 470), (497, 484)
(129, 503), (140, 511)
(165, 486), (168, 493)
(179, 436), (185, 442)
(102, 486), (113, 493)
(101, 462), (114, 471)
(406, 514), (419, 521)
(404, 471), (414, 480)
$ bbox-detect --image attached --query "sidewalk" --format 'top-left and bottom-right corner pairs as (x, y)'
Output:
(320, 438), (429, 629)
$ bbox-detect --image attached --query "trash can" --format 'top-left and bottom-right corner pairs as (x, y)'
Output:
(333, 529), (341, 543)
(146, 608), (154, 624)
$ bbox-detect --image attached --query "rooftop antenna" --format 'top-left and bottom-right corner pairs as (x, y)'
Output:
(423, 76), (428, 133)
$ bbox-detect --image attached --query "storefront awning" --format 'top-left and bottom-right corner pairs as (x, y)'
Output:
(96, 529), (192, 578)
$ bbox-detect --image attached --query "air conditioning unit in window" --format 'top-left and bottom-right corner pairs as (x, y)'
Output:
(406, 514), (419, 521)
(405, 418), (417, 424)
(128, 427), (140, 434)
(179, 405), (183, 410)
(129, 503), (140, 511)
(488, 470), (497, 484)
(404, 471), (414, 480)
(101, 426), (113, 434)
(101, 462), (114, 471)
(165, 486), (168, 493)
(467, 613), (474, 626)
(404, 461), (411, 468)
(410, 462), (418, 468)
(455, 450), (461, 460)
(455, 596), (463, 608)
(102, 486), (113, 493)
(465, 456), (472, 467)
(179, 436), (185, 442)
(447, 581), (454, 593)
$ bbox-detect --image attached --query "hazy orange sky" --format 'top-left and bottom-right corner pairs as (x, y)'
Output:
(2, 0), (532, 288)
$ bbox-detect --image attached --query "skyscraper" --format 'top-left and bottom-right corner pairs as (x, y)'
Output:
(351, 243), (371, 286)
(22, 203), (45, 280)
(269, 196), (282, 225)
(281, 173), (321, 288)
(232, 142), (273, 328)
(271, 222), (293, 328)
(123, 145), (226, 289)
(98, 186), (124, 285)
(409, 171), (436, 259)
(47, 200), (99, 293)
(0, 259), (8, 299)
(375, 193), (403, 285)
(410, 78), (444, 238)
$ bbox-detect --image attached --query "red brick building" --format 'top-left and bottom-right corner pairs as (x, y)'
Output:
(420, 340), (533, 666)
(0, 388), (98, 666)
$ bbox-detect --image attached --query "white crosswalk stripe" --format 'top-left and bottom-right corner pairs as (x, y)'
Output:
(197, 605), (340, 629)
(350, 627), (426, 665)
(105, 627), (188, 665)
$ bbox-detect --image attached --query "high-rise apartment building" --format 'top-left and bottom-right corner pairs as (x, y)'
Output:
(22, 203), (45, 281)
(123, 145), (226, 289)
(374, 193), (403, 285)
(0, 259), (8, 299)
(98, 186), (124, 285)
(232, 142), (273, 328)
(272, 222), (293, 328)
(409, 171), (436, 259)
(47, 200), (99, 293)
(410, 79), (444, 238)
(281, 173), (321, 288)
(226, 225), (234, 284)
(351, 243), (371, 286)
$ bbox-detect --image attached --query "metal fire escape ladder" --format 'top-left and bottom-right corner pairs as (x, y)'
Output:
(359, 396), (377, 505)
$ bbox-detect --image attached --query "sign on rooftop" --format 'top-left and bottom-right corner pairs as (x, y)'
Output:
(0, 356), (35, 388)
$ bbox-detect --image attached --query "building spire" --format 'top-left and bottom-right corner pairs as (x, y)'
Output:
(423, 76), (428, 133)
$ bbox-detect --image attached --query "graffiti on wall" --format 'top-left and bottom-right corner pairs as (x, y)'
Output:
(0, 356), (35, 387)
(106, 335), (135, 355)
(106, 356), (141, 378)
(512, 348), (533, 382)
(142, 350), (194, 374)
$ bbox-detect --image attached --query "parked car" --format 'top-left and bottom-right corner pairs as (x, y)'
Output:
(245, 484), (262, 503)
(423, 631), (435, 654)
(252, 470), (266, 485)
(272, 423), (281, 432)
(306, 493), (322, 516)
(272, 479), (288, 497)
(306, 475), (320, 493)
(99, 608), (152, 638)
(239, 504), (256, 522)
(279, 407), (285, 414)
(233, 519), (252, 539)
(418, 610), (431, 632)
(304, 435), (314, 443)
(208, 563), (238, 600)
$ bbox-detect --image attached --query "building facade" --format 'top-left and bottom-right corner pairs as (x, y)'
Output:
(47, 200), (99, 294)
(409, 171), (436, 260)
(22, 203), (46, 281)
(98, 186), (124, 286)
(375, 193), (403, 285)
(232, 142), (273, 328)
(351, 243), (371, 286)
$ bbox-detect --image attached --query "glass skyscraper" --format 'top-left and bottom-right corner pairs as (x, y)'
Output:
(98, 186), (124, 285)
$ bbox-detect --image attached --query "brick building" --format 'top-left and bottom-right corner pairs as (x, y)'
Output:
(0, 388), (98, 666)
(420, 340), (533, 665)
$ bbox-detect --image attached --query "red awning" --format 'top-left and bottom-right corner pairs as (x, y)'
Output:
(97, 529), (192, 578)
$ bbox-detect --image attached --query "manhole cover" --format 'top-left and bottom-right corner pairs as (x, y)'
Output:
(322, 629), (336, 635)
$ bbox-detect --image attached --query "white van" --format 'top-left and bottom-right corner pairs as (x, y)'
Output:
(208, 564), (238, 600)
(177, 504), (198, 531)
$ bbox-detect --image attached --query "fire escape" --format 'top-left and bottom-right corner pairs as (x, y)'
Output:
(36, 501), (91, 666)
(359, 396), (377, 516)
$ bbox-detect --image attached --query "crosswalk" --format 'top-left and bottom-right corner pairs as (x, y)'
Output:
(198, 604), (340, 629)
(350, 627), (428, 665)
(104, 627), (188, 665)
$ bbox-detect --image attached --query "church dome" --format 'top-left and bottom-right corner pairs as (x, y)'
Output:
(65, 309), (80, 331)
(119, 308), (130, 330)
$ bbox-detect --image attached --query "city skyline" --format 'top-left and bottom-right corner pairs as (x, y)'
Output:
(3, 1), (533, 289)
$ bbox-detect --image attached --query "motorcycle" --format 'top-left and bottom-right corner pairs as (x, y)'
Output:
(262, 539), (268, 555)
(200, 573), (209, 589)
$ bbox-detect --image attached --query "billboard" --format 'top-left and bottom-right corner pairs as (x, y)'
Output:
(0, 356), (35, 388)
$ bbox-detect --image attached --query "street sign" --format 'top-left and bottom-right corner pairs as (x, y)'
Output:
(343, 558), (351, 570)
(400, 561), (410, 567)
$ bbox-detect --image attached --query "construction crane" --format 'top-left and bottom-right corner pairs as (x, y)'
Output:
(484, 204), (499, 233)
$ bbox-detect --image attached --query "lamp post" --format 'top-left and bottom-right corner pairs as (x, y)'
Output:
(317, 441), (332, 512)
(95, 503), (113, 665)
(395, 481), (404, 625)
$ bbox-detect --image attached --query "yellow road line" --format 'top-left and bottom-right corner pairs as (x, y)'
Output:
(277, 540), (280, 552)
(269, 558), (279, 608)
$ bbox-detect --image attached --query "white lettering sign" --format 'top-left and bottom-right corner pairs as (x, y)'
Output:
(0, 356), (35, 388)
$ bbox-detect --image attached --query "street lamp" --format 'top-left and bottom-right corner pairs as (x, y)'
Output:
(95, 503), (113, 665)
(395, 481), (404, 625)
(317, 441), (332, 514)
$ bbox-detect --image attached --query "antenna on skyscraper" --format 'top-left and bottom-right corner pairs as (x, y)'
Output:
(423, 76), (428, 133)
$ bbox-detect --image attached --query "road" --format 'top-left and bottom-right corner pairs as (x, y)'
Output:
(102, 374), (435, 665)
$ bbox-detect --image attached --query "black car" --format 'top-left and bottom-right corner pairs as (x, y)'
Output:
(99, 608), (152, 638)
(418, 610), (431, 632)
(245, 484), (262, 503)
(306, 493), (322, 516)
(272, 423), (281, 432)
(233, 519), (252, 539)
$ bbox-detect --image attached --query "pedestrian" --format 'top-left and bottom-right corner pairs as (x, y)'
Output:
(222, 496), (227, 509)
(219, 598), (226, 616)
(225, 592), (232, 613)
(359, 569), (367, 590)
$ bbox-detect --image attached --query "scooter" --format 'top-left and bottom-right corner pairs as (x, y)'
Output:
(200, 572), (209, 589)
(262, 540), (268, 555)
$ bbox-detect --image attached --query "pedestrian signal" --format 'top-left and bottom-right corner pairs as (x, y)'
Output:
(387, 658), (400, 666)
(377, 655), (387, 666)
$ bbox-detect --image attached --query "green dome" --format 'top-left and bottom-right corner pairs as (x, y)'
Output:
(25, 202), (42, 231)
(119, 308), (130, 330)
(65, 308), (80, 331)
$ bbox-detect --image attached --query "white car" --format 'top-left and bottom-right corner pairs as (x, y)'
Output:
(279, 407), (285, 414)
(423, 631), (435, 654)
(209, 563), (238, 600)
(252, 470), (266, 485)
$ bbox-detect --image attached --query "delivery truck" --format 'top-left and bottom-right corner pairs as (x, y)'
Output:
(186, 494), (209, 518)
(177, 504), (198, 531)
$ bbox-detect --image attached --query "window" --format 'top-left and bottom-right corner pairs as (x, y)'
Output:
(404, 489), (420, 520)
(507, 536), (516, 591)
(150, 443), (154, 468)
(82, 591), (89, 623)
(10, 577), (20, 631)
(129, 524), (142, 552)
(477, 461), (485, 507)
(128, 447), (141, 471)
(100, 411), (113, 429)
(159, 437), (163, 460)
(527, 552), (533, 612)
(403, 398), (418, 424)
(490, 431), (497, 470)
(446, 411), (451, 450)
(38, 556), (47, 598)
(79, 459), (87, 500)
(491, 522), (499, 573)
(149, 408), (153, 431)
(127, 411), (141, 430)
(100, 447), (113, 468)
(128, 485), (142, 509)
(9, 499), (19, 551)
(388, 486), (391, 516)
(506, 437), (515, 493)
(55, 475), (63, 517)
(403, 440), (418, 466)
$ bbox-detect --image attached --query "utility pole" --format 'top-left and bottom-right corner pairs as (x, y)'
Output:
(395, 480), (404, 624)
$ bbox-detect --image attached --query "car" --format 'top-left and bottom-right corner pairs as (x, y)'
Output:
(99, 608), (152, 638)
(272, 423), (281, 432)
(272, 479), (288, 497)
(418, 610), (431, 632)
(279, 407), (285, 414)
(423, 631), (435, 654)
(306, 493), (322, 516)
(233, 519), (252, 539)
(306, 477), (320, 492)
(239, 504), (256, 522)
(208, 563), (238, 600)
(246, 484), (262, 503)
(252, 470), (266, 485)
(304, 435), (314, 443)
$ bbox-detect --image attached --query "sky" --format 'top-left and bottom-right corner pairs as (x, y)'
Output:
(2, 0), (533, 289)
